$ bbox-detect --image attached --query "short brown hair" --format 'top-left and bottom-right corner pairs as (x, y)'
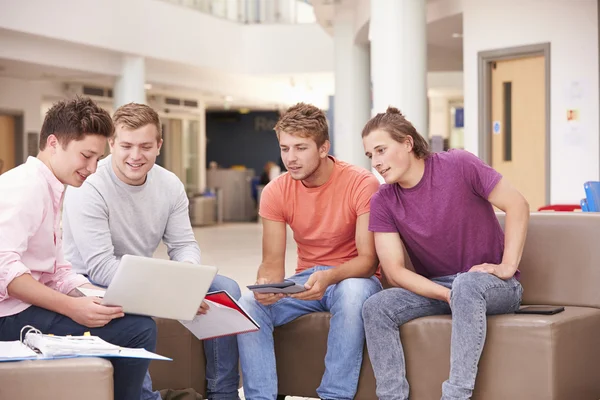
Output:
(362, 106), (430, 159)
(39, 97), (113, 150)
(112, 103), (162, 141)
(274, 103), (329, 147)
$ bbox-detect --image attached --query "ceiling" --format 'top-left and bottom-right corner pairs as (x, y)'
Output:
(427, 13), (463, 71)
(0, 57), (329, 112)
(312, 0), (464, 72)
(0, 58), (110, 83)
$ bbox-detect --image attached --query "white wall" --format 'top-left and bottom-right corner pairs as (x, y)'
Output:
(242, 24), (333, 74)
(463, 0), (599, 204)
(0, 0), (332, 76)
(0, 77), (65, 160)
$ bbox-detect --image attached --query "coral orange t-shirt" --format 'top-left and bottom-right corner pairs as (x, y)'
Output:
(259, 156), (380, 273)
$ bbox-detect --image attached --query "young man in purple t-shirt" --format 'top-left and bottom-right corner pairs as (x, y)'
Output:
(360, 107), (529, 400)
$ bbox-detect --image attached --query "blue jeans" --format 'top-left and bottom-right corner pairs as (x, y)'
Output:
(237, 266), (382, 400)
(0, 305), (156, 400)
(141, 274), (241, 400)
(362, 272), (523, 400)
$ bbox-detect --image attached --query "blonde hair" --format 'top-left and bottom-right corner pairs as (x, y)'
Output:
(274, 102), (329, 147)
(112, 103), (162, 141)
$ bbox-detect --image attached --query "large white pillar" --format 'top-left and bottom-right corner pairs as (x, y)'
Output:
(198, 100), (207, 193)
(333, 7), (371, 169)
(370, 0), (427, 136)
(113, 56), (146, 108)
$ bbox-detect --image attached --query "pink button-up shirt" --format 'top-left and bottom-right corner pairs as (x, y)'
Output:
(0, 157), (88, 317)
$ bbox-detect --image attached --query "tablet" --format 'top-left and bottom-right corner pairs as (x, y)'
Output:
(101, 255), (218, 321)
(247, 280), (307, 294)
(514, 306), (565, 315)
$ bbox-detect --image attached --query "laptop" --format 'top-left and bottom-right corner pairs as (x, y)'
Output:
(101, 255), (218, 321)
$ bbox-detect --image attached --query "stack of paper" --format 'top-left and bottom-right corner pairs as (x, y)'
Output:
(0, 341), (38, 360)
(0, 329), (171, 362)
(25, 333), (121, 357)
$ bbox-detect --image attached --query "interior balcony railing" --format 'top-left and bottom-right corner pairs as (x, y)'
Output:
(160, 0), (316, 24)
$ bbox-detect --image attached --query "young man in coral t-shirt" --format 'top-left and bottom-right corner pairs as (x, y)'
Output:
(237, 103), (382, 400)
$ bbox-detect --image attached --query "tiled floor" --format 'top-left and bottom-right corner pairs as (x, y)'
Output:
(154, 222), (316, 400)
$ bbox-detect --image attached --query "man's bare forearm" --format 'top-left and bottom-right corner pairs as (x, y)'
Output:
(322, 254), (378, 285)
(8, 275), (73, 315)
(257, 261), (286, 282)
(501, 200), (530, 273)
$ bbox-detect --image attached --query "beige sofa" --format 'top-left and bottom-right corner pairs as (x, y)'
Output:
(273, 212), (600, 399)
(0, 357), (114, 399)
(3, 213), (600, 399)
(150, 213), (600, 399)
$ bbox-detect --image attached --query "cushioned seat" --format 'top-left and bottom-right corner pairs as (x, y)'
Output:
(0, 357), (113, 400)
(271, 213), (600, 399)
(403, 306), (600, 400)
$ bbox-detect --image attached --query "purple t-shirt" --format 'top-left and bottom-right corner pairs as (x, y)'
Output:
(369, 149), (504, 279)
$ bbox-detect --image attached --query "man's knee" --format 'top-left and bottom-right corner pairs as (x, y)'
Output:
(335, 277), (381, 304)
(125, 315), (157, 348)
(451, 272), (488, 301)
(212, 275), (242, 300)
(239, 291), (259, 311)
(361, 292), (385, 323)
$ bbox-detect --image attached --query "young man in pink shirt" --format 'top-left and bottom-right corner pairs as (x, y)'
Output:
(0, 97), (157, 400)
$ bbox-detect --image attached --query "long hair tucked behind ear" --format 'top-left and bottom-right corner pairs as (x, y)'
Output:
(362, 107), (430, 159)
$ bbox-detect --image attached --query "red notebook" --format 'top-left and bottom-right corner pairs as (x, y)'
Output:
(179, 290), (260, 340)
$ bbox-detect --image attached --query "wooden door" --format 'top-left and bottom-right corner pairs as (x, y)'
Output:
(491, 56), (546, 210)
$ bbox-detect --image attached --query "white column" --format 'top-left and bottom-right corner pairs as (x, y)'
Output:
(198, 100), (207, 193)
(370, 0), (427, 136)
(113, 56), (146, 108)
(333, 7), (371, 170)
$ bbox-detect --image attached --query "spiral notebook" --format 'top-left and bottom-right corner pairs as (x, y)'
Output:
(0, 326), (170, 362)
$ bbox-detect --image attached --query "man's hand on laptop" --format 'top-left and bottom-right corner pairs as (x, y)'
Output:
(197, 301), (210, 315)
(66, 297), (125, 328)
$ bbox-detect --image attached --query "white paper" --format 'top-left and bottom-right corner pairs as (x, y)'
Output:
(78, 287), (107, 298)
(25, 333), (120, 357)
(180, 300), (258, 340)
(0, 341), (38, 359)
(116, 347), (171, 361)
